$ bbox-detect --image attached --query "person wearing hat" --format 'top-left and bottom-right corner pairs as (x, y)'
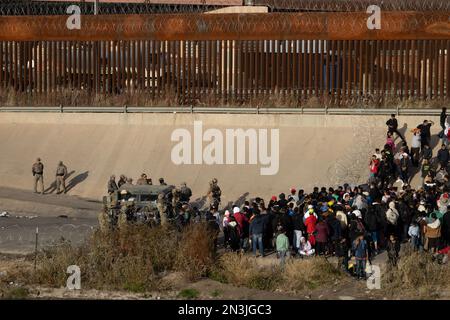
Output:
(32, 157), (45, 194)
(288, 188), (298, 203)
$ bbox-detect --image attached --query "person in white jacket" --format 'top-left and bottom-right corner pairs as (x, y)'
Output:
(298, 237), (315, 257)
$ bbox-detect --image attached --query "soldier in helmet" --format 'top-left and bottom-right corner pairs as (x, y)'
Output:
(108, 175), (118, 195)
(157, 193), (168, 226)
(117, 175), (127, 188)
(159, 178), (167, 186)
(172, 188), (181, 210)
(207, 178), (222, 207)
(32, 158), (44, 194)
(137, 173), (149, 185)
(55, 161), (68, 194)
(179, 182), (192, 203)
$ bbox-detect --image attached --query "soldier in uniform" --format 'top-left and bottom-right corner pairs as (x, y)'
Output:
(157, 193), (168, 226)
(172, 188), (181, 212)
(159, 178), (167, 185)
(55, 161), (68, 194)
(32, 158), (44, 194)
(107, 175), (118, 195)
(136, 173), (149, 185)
(207, 178), (221, 207)
(118, 175), (127, 187)
(180, 182), (192, 203)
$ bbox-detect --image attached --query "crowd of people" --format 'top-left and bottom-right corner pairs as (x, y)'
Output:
(101, 110), (450, 279)
(208, 110), (450, 278)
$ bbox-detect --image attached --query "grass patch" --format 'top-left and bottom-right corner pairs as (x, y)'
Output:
(211, 289), (222, 297)
(0, 285), (30, 299)
(281, 257), (343, 292)
(214, 253), (343, 293)
(178, 288), (200, 300)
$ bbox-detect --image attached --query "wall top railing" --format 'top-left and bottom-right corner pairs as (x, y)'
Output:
(0, 12), (449, 41)
(0, 106), (446, 116)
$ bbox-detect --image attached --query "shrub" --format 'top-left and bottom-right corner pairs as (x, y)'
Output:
(32, 225), (193, 292)
(175, 223), (217, 280)
(382, 249), (450, 299)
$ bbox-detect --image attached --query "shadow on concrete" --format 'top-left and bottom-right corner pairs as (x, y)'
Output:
(65, 171), (89, 193)
(44, 170), (75, 194)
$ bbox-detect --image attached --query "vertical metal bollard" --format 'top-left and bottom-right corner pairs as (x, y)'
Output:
(34, 227), (38, 272)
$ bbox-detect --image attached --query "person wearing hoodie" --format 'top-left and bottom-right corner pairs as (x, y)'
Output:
(349, 210), (366, 242)
(385, 201), (400, 238)
(298, 236), (315, 257)
(424, 213), (441, 253)
(365, 205), (380, 254)
(304, 205), (318, 247)
(233, 207), (249, 252)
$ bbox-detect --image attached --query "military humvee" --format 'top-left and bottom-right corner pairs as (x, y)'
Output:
(101, 183), (175, 229)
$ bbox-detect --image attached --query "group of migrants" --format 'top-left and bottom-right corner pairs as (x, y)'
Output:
(101, 110), (450, 279)
(31, 158), (68, 194)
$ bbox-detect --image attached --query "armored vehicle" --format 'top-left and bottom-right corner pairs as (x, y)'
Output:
(101, 183), (175, 229)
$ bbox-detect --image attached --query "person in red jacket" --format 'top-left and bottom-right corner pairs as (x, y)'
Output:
(315, 218), (330, 255)
(369, 155), (380, 179)
(304, 205), (318, 247)
(233, 207), (249, 252)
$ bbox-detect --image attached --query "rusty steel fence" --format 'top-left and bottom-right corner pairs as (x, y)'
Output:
(0, 12), (449, 106)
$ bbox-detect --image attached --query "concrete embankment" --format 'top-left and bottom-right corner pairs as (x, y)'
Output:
(0, 112), (442, 204)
